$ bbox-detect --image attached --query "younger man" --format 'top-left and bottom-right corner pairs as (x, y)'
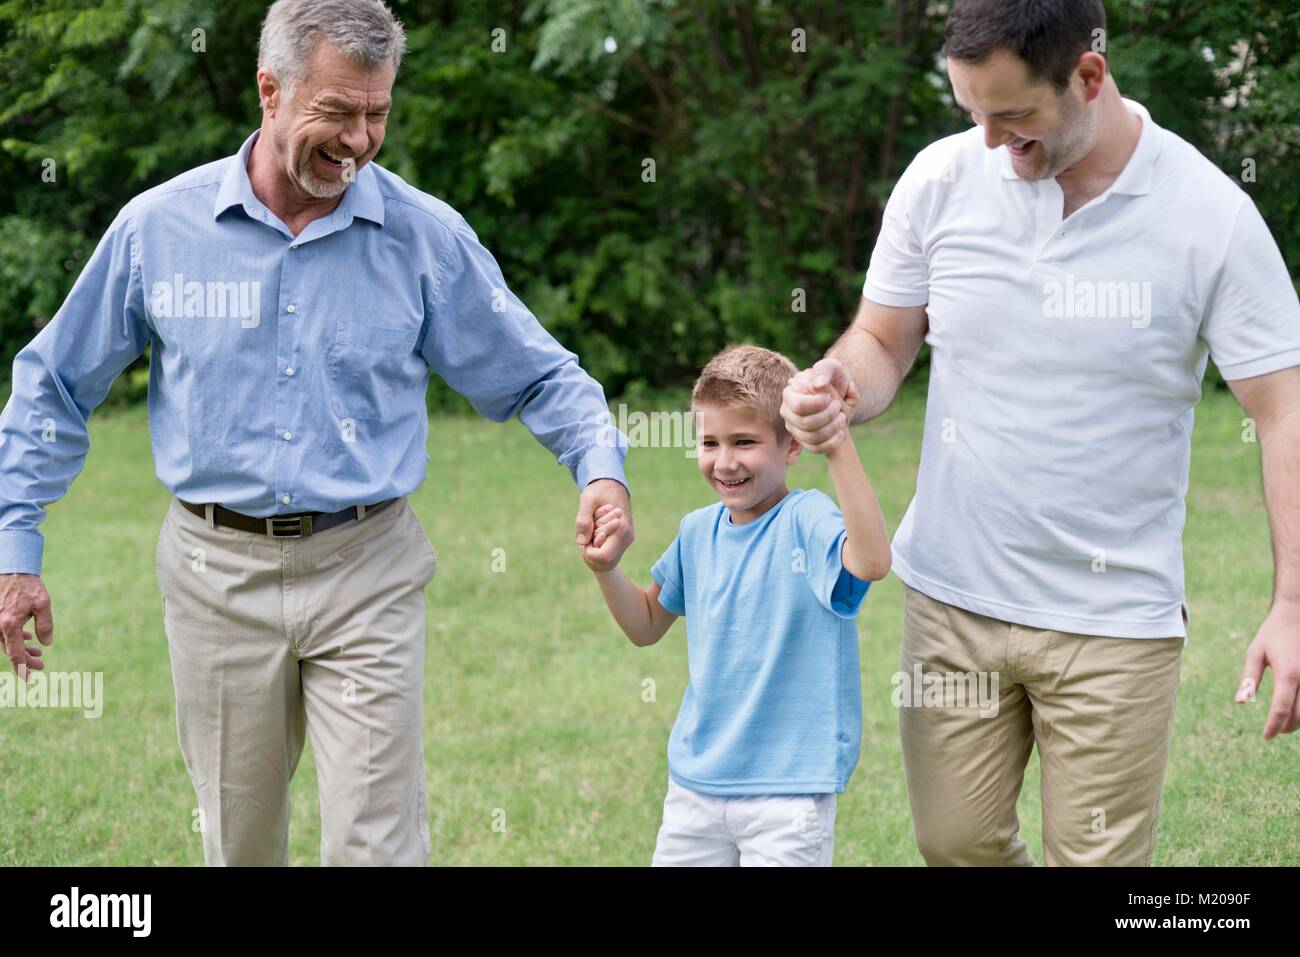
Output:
(583, 344), (891, 865)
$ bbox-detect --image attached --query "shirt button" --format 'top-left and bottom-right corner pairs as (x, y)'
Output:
(281, 495), (291, 505)
(286, 304), (296, 313)
(282, 431), (293, 441)
(284, 367), (294, 376)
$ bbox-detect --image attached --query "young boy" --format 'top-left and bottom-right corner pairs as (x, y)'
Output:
(582, 344), (892, 866)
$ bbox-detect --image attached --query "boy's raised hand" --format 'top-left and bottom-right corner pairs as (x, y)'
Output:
(582, 503), (628, 571)
(782, 358), (860, 453)
(786, 366), (859, 453)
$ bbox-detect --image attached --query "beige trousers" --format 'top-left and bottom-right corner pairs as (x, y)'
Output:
(154, 494), (437, 866)
(898, 584), (1183, 866)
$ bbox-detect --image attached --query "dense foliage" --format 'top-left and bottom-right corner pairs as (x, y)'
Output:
(2, 0), (1296, 410)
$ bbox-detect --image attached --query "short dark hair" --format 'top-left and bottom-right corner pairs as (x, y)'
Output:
(943, 0), (1107, 92)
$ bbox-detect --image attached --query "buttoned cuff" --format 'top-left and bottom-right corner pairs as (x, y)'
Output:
(576, 444), (629, 496)
(0, 529), (44, 576)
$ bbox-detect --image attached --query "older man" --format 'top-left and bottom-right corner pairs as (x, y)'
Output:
(0, 0), (632, 865)
(783, 0), (1300, 865)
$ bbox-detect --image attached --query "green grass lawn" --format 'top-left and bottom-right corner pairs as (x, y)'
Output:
(0, 381), (1296, 865)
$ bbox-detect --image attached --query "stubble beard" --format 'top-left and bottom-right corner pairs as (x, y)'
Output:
(1014, 91), (1099, 181)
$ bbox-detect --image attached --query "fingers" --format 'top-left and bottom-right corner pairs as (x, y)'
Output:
(2, 616), (23, 674)
(1237, 642), (1265, 703)
(1283, 691), (1300, 735)
(578, 505), (630, 571)
(794, 370), (843, 399)
(582, 537), (623, 570)
(781, 365), (858, 448)
(20, 642), (44, 673)
(785, 371), (834, 402)
(787, 370), (822, 395)
(783, 384), (841, 430)
(802, 418), (850, 453)
(575, 505), (594, 545)
(32, 591), (53, 646)
(791, 407), (848, 451)
(2, 620), (42, 681)
(577, 480), (633, 548)
(1279, 691), (1300, 738)
(1264, 669), (1299, 739)
(811, 357), (852, 396)
(591, 504), (624, 549)
(585, 535), (622, 565)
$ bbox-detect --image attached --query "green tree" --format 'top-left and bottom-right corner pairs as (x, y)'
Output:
(2, 0), (1296, 407)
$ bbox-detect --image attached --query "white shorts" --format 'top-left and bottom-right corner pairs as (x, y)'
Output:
(651, 776), (837, 867)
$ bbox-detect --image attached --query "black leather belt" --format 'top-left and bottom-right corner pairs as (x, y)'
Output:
(178, 497), (398, 538)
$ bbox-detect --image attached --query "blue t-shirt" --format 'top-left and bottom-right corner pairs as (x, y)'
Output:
(650, 488), (870, 795)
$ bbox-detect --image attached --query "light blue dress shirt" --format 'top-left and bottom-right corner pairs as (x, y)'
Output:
(0, 129), (627, 575)
(651, 488), (870, 795)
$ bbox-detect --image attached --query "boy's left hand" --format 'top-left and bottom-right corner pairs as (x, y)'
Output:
(581, 504), (630, 571)
(576, 480), (634, 571)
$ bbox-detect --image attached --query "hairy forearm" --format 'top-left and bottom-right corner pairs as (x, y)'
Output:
(825, 433), (892, 580)
(592, 566), (657, 645)
(1259, 408), (1300, 605)
(826, 326), (908, 424)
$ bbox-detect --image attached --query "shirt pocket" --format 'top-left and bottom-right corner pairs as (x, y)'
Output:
(327, 317), (420, 420)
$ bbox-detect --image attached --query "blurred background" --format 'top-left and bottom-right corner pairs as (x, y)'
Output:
(1, 0), (1297, 411)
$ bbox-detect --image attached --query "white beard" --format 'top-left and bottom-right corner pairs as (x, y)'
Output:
(294, 149), (349, 199)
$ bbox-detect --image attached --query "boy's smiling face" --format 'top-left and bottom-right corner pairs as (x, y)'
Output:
(694, 401), (801, 525)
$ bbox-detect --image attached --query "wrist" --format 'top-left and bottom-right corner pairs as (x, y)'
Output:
(825, 430), (857, 460)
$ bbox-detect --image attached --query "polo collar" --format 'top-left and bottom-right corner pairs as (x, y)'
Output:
(212, 128), (386, 227)
(998, 96), (1161, 196)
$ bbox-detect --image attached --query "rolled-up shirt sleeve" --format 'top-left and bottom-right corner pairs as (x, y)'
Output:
(420, 215), (628, 492)
(0, 206), (150, 575)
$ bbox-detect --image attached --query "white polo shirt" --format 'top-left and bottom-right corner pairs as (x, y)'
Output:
(864, 97), (1300, 638)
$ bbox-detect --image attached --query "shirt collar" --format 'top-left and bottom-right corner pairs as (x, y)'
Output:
(998, 96), (1161, 195)
(212, 128), (386, 228)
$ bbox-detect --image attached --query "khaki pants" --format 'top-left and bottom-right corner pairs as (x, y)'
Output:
(898, 584), (1183, 866)
(154, 495), (437, 866)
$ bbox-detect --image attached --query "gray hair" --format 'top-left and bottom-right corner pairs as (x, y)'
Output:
(257, 0), (407, 102)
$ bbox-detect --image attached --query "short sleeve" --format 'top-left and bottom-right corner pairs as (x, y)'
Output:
(650, 527), (687, 617)
(792, 492), (870, 619)
(862, 160), (930, 307)
(1199, 198), (1300, 380)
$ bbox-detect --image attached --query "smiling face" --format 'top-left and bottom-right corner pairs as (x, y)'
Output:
(947, 47), (1099, 181)
(694, 402), (801, 525)
(261, 37), (394, 200)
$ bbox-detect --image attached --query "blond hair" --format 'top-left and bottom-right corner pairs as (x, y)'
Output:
(691, 344), (799, 441)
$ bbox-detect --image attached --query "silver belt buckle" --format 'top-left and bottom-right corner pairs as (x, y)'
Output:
(267, 514), (313, 538)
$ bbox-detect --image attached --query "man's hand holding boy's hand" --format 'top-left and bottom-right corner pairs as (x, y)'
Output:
(581, 503), (630, 572)
(785, 362), (860, 454)
(577, 479), (633, 572)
